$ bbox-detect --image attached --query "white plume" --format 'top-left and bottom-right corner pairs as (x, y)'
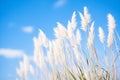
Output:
(84, 6), (91, 24)
(87, 22), (94, 48)
(76, 29), (82, 45)
(79, 6), (91, 32)
(39, 29), (49, 48)
(98, 27), (105, 43)
(71, 11), (77, 31)
(107, 14), (116, 48)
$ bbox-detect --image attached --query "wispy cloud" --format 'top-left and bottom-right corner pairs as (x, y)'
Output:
(0, 48), (25, 58)
(22, 26), (34, 33)
(53, 0), (67, 8)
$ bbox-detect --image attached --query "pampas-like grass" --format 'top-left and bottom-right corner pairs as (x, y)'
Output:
(16, 6), (120, 80)
(87, 22), (94, 48)
(76, 29), (81, 45)
(107, 13), (116, 48)
(98, 27), (105, 44)
(54, 22), (67, 39)
(79, 6), (91, 32)
(16, 55), (31, 80)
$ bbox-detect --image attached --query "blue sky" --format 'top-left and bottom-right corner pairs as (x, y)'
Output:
(0, 0), (120, 80)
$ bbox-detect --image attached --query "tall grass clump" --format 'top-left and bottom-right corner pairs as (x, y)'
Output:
(16, 6), (120, 80)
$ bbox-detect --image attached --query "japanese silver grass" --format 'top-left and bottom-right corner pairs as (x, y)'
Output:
(29, 65), (35, 75)
(79, 6), (91, 32)
(87, 22), (94, 48)
(98, 27), (105, 43)
(79, 12), (88, 32)
(39, 29), (49, 48)
(54, 22), (67, 39)
(70, 11), (77, 31)
(16, 6), (120, 80)
(67, 12), (77, 39)
(16, 55), (31, 80)
(84, 6), (91, 25)
(107, 14), (116, 48)
(76, 29), (82, 45)
(107, 14), (116, 30)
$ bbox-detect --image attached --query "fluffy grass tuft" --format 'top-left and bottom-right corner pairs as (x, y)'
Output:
(16, 6), (120, 80)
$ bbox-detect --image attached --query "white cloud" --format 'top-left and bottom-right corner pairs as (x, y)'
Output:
(22, 26), (34, 33)
(0, 48), (25, 58)
(54, 0), (67, 8)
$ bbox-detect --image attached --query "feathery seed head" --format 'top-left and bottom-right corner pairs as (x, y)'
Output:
(84, 6), (91, 24)
(107, 13), (116, 30)
(98, 27), (105, 43)
(71, 11), (77, 30)
(76, 29), (82, 45)
(79, 6), (91, 32)
(107, 13), (116, 48)
(39, 29), (49, 48)
(87, 22), (94, 48)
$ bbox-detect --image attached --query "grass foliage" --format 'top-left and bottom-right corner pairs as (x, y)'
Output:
(16, 6), (120, 80)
